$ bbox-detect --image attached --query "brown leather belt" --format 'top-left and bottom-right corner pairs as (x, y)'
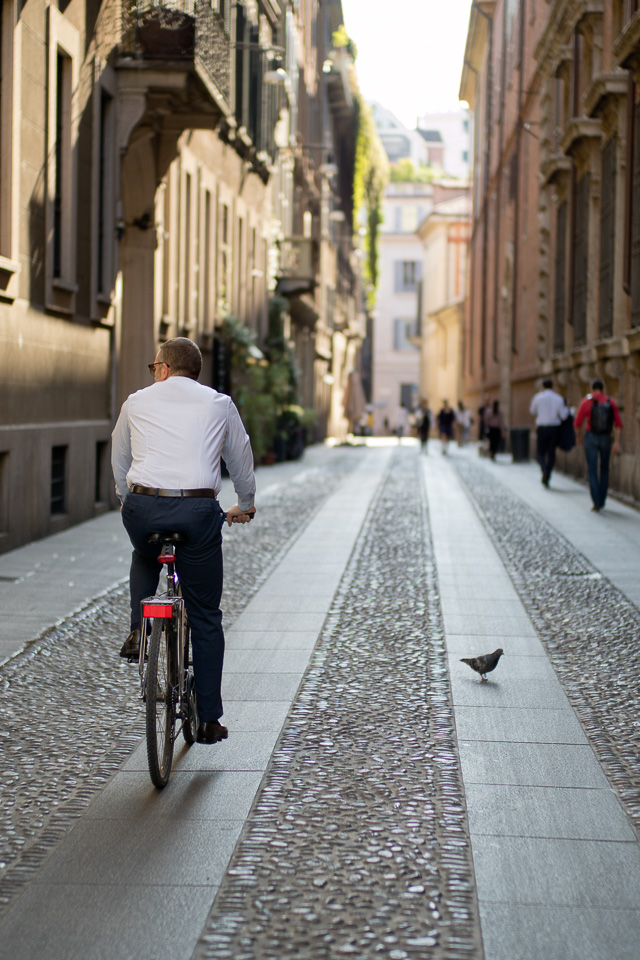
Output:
(129, 485), (217, 499)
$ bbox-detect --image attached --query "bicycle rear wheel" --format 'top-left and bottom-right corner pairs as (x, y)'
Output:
(145, 618), (176, 788)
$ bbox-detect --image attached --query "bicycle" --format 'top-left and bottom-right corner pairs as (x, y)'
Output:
(137, 532), (198, 789)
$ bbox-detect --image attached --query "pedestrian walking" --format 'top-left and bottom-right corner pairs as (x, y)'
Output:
(477, 394), (490, 441)
(529, 378), (568, 487)
(111, 337), (256, 745)
(437, 400), (456, 454)
(456, 401), (472, 446)
(417, 399), (431, 453)
(484, 400), (506, 460)
(396, 404), (409, 440)
(574, 378), (622, 512)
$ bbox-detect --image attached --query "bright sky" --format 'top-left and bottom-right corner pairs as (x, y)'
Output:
(340, 0), (473, 127)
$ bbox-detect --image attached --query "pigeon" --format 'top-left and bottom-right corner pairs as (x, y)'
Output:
(460, 648), (503, 681)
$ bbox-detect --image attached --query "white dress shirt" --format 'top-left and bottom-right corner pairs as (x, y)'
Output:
(111, 377), (256, 509)
(529, 389), (568, 426)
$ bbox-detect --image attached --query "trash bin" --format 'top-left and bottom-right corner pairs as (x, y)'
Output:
(509, 427), (530, 463)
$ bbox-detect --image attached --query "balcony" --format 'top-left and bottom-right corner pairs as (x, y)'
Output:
(276, 237), (318, 297)
(119, 1), (231, 119)
(613, 11), (640, 71)
(584, 72), (629, 117)
(541, 152), (571, 185)
(324, 46), (353, 122)
(561, 117), (601, 157)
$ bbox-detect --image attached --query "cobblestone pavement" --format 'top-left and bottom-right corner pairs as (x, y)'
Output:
(454, 458), (640, 836)
(0, 451), (358, 917)
(194, 448), (482, 960)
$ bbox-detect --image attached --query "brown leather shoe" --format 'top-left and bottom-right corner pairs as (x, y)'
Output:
(119, 629), (140, 661)
(196, 720), (228, 744)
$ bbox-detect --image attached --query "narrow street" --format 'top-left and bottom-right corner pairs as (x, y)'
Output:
(1, 442), (640, 960)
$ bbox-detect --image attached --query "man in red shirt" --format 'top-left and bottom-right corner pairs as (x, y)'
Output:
(574, 378), (622, 512)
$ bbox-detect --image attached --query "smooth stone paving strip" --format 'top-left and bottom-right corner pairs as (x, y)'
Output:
(454, 456), (640, 835)
(425, 453), (640, 960)
(0, 450), (359, 918)
(194, 447), (482, 960)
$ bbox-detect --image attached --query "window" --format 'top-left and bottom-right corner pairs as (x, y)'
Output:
(553, 200), (567, 352)
(53, 53), (70, 279)
(183, 171), (192, 331)
(393, 319), (418, 351)
(220, 202), (229, 311)
(571, 173), (590, 346)
(599, 139), (616, 339)
(95, 441), (108, 504)
(462, 150), (469, 163)
(250, 225), (257, 322)
(203, 189), (212, 329)
(236, 216), (243, 314)
(51, 446), (67, 515)
(400, 383), (418, 410)
(96, 84), (115, 301)
(401, 206), (418, 232)
(395, 260), (421, 292)
(46, 7), (80, 312)
(0, 0), (20, 288)
(571, 32), (584, 118)
(631, 101), (640, 327)
(0, 451), (8, 534)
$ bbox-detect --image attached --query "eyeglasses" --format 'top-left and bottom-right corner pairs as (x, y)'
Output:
(148, 361), (170, 375)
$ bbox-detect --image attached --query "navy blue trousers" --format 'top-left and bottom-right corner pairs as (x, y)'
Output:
(122, 493), (226, 722)
(536, 424), (560, 478)
(584, 432), (612, 510)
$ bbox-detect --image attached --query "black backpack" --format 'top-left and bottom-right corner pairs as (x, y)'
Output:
(590, 396), (614, 435)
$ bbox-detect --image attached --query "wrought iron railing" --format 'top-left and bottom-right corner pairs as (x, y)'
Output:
(120, 1), (231, 105)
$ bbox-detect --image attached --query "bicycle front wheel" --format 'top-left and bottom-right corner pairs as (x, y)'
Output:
(145, 618), (176, 789)
(182, 620), (198, 746)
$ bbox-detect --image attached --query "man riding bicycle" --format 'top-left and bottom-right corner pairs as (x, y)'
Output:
(111, 337), (256, 745)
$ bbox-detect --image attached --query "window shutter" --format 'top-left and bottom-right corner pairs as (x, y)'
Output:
(554, 200), (567, 352)
(395, 261), (403, 292)
(248, 25), (260, 146)
(572, 173), (589, 346)
(632, 102), (640, 327)
(393, 318), (402, 350)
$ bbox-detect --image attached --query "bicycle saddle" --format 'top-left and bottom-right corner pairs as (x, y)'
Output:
(148, 532), (188, 545)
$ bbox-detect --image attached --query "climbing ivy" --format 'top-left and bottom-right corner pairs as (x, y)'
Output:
(352, 91), (389, 309)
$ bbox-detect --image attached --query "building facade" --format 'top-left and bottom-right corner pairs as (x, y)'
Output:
(371, 181), (432, 434)
(369, 102), (430, 168)
(416, 109), (473, 180)
(462, 0), (640, 501)
(417, 189), (471, 415)
(461, 0), (554, 438)
(0, 0), (362, 552)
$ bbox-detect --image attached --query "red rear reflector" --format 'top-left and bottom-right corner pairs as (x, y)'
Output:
(158, 553), (176, 564)
(143, 604), (173, 618)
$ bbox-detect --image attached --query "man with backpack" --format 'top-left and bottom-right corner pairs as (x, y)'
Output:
(574, 378), (622, 512)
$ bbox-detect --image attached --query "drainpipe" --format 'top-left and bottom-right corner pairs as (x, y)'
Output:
(463, 57), (477, 384)
(493, 0), (507, 367)
(511, 0), (526, 361)
(472, 1), (494, 384)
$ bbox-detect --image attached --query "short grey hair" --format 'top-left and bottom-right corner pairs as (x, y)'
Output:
(158, 337), (202, 380)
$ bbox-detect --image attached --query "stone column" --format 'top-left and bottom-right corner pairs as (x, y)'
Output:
(117, 133), (160, 405)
